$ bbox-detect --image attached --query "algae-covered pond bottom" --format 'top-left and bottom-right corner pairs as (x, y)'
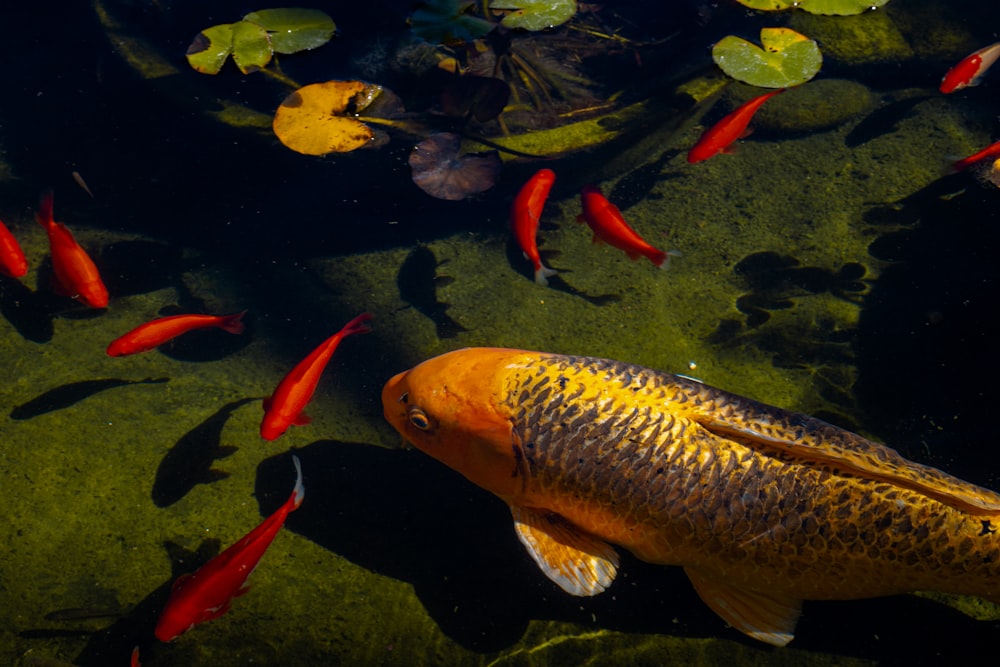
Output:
(3, 0), (1000, 665)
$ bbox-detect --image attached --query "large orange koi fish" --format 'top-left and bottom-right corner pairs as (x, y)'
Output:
(382, 348), (1000, 646)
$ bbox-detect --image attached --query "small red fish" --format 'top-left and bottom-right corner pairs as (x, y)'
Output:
(0, 219), (28, 278)
(511, 168), (558, 285)
(687, 89), (785, 164)
(36, 191), (108, 308)
(260, 312), (373, 441)
(940, 41), (1000, 94)
(952, 139), (1000, 172)
(130, 646), (141, 667)
(107, 311), (247, 356)
(154, 455), (305, 642)
(577, 185), (676, 267)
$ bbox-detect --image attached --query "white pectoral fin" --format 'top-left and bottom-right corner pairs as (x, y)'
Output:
(684, 567), (801, 647)
(510, 505), (619, 596)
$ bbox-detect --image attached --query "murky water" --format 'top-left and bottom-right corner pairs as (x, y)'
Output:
(2, 1), (998, 665)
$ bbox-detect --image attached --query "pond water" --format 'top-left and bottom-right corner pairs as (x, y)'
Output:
(1, 1), (998, 665)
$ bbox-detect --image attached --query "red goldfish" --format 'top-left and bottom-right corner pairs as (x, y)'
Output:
(687, 89), (785, 164)
(940, 41), (1000, 94)
(953, 139), (1000, 172)
(511, 168), (558, 285)
(154, 455), (304, 641)
(107, 311), (247, 356)
(260, 312), (373, 441)
(36, 192), (108, 308)
(0, 219), (28, 278)
(577, 186), (675, 267)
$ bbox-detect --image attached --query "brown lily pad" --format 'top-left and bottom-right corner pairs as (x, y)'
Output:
(408, 133), (502, 200)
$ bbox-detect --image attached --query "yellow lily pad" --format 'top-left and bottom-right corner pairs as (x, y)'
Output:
(273, 81), (380, 155)
(735, 0), (890, 14)
(488, 0), (577, 31)
(712, 28), (822, 88)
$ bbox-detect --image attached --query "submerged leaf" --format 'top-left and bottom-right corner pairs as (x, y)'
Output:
(409, 133), (501, 200)
(735, 0), (794, 9)
(713, 28), (822, 88)
(186, 23), (236, 75)
(409, 0), (496, 44)
(243, 8), (336, 53)
(489, 0), (577, 30)
(273, 81), (381, 155)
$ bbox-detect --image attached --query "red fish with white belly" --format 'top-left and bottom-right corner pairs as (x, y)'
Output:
(577, 185), (676, 267)
(260, 312), (373, 440)
(107, 311), (247, 356)
(36, 191), (108, 308)
(154, 455), (305, 641)
(940, 41), (1000, 93)
(511, 168), (558, 285)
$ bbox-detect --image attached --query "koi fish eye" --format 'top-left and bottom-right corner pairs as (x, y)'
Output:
(408, 407), (433, 431)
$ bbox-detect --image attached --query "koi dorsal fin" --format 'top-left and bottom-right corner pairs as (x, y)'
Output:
(667, 375), (1000, 515)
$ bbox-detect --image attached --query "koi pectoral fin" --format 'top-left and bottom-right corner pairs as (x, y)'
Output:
(511, 505), (619, 596)
(684, 567), (801, 647)
(292, 412), (311, 426)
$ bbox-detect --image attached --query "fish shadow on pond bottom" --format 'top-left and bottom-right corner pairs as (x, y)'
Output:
(255, 443), (999, 659)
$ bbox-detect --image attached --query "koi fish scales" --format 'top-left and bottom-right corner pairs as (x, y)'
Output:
(382, 348), (1000, 646)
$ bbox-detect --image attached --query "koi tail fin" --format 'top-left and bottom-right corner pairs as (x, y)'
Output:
(221, 310), (248, 335)
(535, 264), (557, 286)
(340, 312), (374, 338)
(290, 454), (305, 510)
(36, 190), (55, 228)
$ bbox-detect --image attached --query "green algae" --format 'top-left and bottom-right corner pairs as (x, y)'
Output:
(3, 2), (999, 666)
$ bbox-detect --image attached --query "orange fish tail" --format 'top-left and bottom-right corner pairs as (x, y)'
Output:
(534, 264), (557, 286)
(36, 190), (55, 227)
(341, 312), (374, 337)
(221, 310), (248, 335)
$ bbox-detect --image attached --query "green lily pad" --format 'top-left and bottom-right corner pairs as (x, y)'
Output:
(712, 28), (822, 88)
(230, 20), (272, 74)
(735, 0), (890, 15)
(186, 23), (237, 75)
(488, 0), (577, 31)
(243, 8), (336, 53)
(186, 8), (336, 75)
(799, 0), (890, 15)
(409, 0), (496, 45)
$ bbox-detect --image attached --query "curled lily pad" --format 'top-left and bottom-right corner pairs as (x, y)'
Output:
(273, 81), (385, 155)
(409, 133), (502, 200)
(488, 0), (577, 31)
(243, 8), (336, 53)
(409, 0), (495, 45)
(712, 28), (822, 88)
(735, 0), (890, 14)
